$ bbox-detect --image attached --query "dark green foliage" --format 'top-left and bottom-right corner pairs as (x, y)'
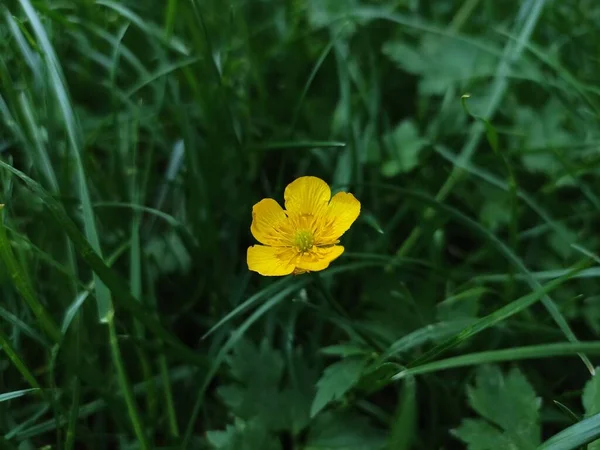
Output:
(0, 0), (600, 449)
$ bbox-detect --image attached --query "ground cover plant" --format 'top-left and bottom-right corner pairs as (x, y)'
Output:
(1, 0), (600, 449)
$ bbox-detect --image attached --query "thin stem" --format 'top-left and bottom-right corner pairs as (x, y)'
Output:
(107, 317), (150, 450)
(313, 273), (384, 353)
(159, 350), (180, 438)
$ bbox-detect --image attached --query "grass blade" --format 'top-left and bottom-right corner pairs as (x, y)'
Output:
(0, 160), (205, 367)
(407, 260), (589, 368)
(0, 206), (61, 342)
(0, 324), (42, 391)
(538, 412), (600, 450)
(18, 0), (112, 322)
(394, 341), (600, 379)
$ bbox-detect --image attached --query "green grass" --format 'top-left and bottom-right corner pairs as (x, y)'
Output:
(1, 0), (600, 449)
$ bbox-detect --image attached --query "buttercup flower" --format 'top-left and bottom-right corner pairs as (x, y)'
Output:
(247, 176), (361, 276)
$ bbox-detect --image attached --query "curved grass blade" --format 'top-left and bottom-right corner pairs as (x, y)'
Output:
(182, 280), (305, 447)
(0, 160), (205, 367)
(379, 0), (546, 258)
(14, 365), (192, 440)
(0, 324), (42, 391)
(201, 277), (293, 339)
(369, 184), (594, 372)
(18, 0), (112, 321)
(0, 207), (61, 342)
(0, 305), (49, 347)
(0, 388), (39, 402)
(394, 341), (600, 379)
(251, 141), (347, 151)
(387, 376), (416, 450)
(64, 378), (80, 450)
(95, 0), (189, 55)
(538, 412), (600, 450)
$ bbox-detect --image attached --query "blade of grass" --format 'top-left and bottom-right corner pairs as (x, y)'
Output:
(382, 0), (546, 259)
(95, 0), (189, 55)
(201, 277), (294, 339)
(0, 305), (49, 347)
(0, 324), (42, 392)
(387, 376), (416, 450)
(538, 412), (600, 450)
(0, 206), (61, 342)
(127, 113), (158, 430)
(63, 378), (79, 450)
(0, 388), (39, 402)
(250, 141), (347, 151)
(107, 317), (150, 450)
(18, 0), (112, 322)
(13, 366), (192, 440)
(366, 184), (594, 371)
(181, 279), (307, 447)
(0, 160), (206, 367)
(394, 341), (600, 379)
(402, 260), (587, 368)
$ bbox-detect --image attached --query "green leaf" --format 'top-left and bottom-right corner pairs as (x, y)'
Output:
(516, 100), (575, 176)
(382, 36), (496, 95)
(306, 412), (386, 450)
(582, 367), (600, 450)
(453, 365), (540, 449)
(452, 419), (514, 450)
(311, 358), (368, 418)
(227, 338), (284, 387)
(381, 120), (427, 176)
(219, 339), (315, 433)
(206, 418), (282, 450)
(219, 339), (286, 429)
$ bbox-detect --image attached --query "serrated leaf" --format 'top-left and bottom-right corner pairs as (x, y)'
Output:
(582, 367), (600, 450)
(310, 358), (368, 418)
(227, 338), (284, 387)
(454, 365), (540, 449)
(206, 419), (282, 450)
(452, 419), (514, 450)
(219, 343), (316, 434)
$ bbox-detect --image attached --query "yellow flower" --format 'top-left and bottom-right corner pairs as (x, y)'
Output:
(247, 176), (361, 276)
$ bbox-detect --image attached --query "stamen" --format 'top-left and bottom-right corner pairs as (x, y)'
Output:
(293, 230), (314, 252)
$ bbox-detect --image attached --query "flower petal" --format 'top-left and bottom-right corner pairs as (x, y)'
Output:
(316, 192), (361, 244)
(247, 245), (297, 276)
(251, 199), (293, 246)
(295, 245), (344, 272)
(284, 176), (331, 217)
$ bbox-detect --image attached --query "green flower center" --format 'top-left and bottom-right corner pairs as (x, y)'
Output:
(294, 230), (314, 252)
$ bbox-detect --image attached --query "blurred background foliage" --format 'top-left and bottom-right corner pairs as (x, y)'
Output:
(1, 0), (600, 449)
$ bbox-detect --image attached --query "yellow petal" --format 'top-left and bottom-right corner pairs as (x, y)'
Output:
(295, 245), (344, 272)
(247, 245), (297, 276)
(284, 176), (331, 218)
(316, 192), (361, 244)
(251, 199), (293, 246)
